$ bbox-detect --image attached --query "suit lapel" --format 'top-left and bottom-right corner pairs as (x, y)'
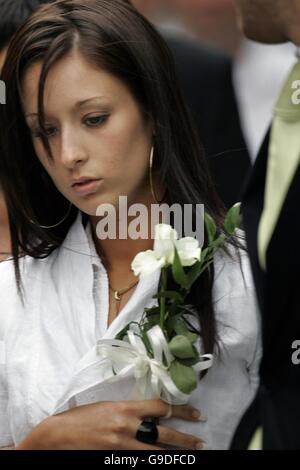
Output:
(243, 129), (300, 316)
(267, 163), (300, 281)
(242, 132), (270, 311)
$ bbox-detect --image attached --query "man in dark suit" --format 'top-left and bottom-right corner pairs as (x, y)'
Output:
(131, 0), (251, 208)
(231, 0), (300, 450)
(166, 35), (250, 208)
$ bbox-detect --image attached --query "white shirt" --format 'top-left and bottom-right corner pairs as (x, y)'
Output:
(0, 213), (261, 450)
(233, 39), (296, 161)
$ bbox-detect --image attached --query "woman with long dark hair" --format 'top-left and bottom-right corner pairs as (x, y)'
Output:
(0, 0), (260, 450)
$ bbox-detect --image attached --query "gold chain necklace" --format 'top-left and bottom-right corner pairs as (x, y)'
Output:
(109, 279), (139, 315)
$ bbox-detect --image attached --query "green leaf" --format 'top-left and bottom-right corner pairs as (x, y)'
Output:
(224, 204), (242, 235)
(144, 314), (160, 328)
(169, 335), (196, 359)
(171, 318), (198, 344)
(172, 318), (189, 335)
(200, 247), (209, 262)
(115, 321), (142, 341)
(115, 322), (132, 340)
(186, 246), (218, 289)
(183, 332), (198, 343)
(214, 234), (227, 251)
(172, 247), (189, 289)
(204, 212), (217, 243)
(177, 354), (200, 367)
(212, 236), (226, 249)
(170, 360), (197, 394)
(166, 314), (183, 336)
(168, 302), (182, 317)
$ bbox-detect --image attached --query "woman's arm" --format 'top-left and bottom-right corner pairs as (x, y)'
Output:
(15, 415), (60, 450)
(0, 351), (14, 449)
(15, 400), (205, 450)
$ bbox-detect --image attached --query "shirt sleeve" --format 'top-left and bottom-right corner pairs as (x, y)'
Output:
(213, 238), (262, 394)
(0, 260), (17, 446)
(236, 245), (262, 393)
(0, 350), (13, 447)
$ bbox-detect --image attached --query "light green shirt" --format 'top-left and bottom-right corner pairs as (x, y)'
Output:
(258, 60), (300, 270)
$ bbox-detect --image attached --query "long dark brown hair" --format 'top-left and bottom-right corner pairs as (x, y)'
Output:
(0, 0), (233, 356)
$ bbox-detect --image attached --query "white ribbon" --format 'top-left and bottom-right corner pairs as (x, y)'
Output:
(96, 325), (213, 405)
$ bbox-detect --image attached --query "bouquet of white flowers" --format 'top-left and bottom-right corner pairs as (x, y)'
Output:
(97, 204), (241, 405)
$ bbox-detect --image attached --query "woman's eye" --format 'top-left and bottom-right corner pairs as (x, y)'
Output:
(44, 127), (57, 137)
(32, 127), (57, 139)
(85, 115), (109, 127)
(30, 115), (108, 138)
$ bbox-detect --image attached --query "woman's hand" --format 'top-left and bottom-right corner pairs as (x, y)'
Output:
(16, 399), (206, 450)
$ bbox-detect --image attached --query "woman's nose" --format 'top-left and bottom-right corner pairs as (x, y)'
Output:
(59, 129), (89, 169)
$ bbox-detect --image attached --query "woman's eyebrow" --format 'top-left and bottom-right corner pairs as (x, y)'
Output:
(25, 96), (108, 118)
(76, 96), (108, 107)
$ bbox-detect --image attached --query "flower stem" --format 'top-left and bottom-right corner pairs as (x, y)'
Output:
(160, 268), (167, 329)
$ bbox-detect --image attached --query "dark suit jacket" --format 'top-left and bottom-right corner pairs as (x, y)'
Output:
(165, 35), (251, 208)
(231, 131), (300, 449)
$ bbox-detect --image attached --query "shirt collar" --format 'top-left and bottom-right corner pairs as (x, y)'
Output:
(85, 221), (103, 270)
(60, 211), (105, 272)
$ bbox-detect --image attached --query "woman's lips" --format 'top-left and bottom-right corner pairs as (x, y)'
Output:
(71, 179), (103, 196)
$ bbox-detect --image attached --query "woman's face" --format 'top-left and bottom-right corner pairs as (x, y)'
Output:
(22, 51), (154, 216)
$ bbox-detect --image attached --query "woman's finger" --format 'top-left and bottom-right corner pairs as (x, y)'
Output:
(127, 400), (204, 422)
(157, 425), (205, 450)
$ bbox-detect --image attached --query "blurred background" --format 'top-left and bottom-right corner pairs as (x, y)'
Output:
(132, 0), (295, 161)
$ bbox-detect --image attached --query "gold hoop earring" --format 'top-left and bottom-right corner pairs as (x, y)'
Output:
(149, 146), (167, 204)
(28, 202), (73, 229)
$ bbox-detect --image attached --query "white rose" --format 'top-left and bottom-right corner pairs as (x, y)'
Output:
(131, 250), (166, 278)
(154, 224), (178, 241)
(153, 223), (178, 265)
(131, 224), (201, 278)
(175, 237), (201, 267)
